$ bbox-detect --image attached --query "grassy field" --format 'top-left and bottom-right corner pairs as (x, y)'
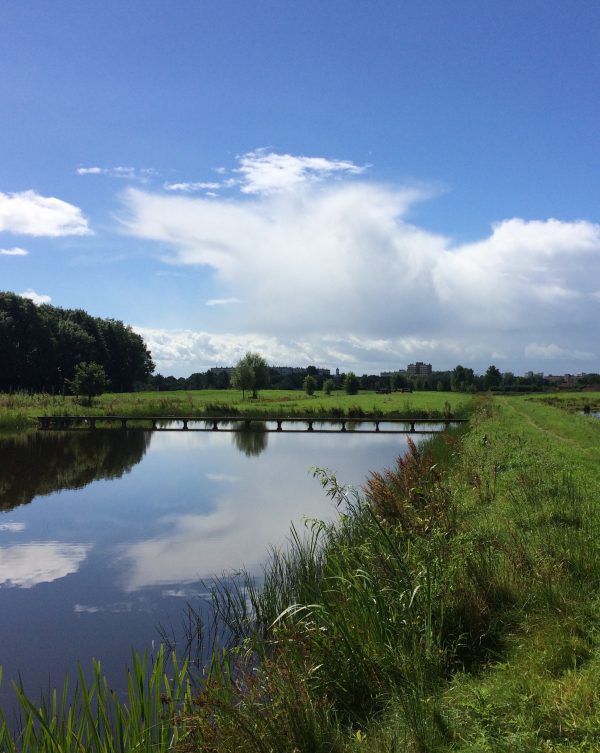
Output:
(528, 389), (600, 413)
(3, 394), (600, 751)
(0, 388), (473, 431)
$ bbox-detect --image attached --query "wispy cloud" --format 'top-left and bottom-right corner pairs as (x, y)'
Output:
(164, 181), (222, 192)
(20, 288), (51, 305)
(205, 297), (241, 306)
(0, 190), (91, 237)
(77, 165), (157, 182)
(0, 246), (28, 256)
(158, 150), (367, 198)
(236, 149), (367, 194)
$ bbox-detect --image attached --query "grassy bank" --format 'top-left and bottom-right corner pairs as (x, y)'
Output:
(530, 390), (600, 413)
(0, 389), (471, 431)
(2, 395), (600, 751)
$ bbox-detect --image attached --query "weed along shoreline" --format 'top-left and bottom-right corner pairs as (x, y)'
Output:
(2, 392), (600, 750)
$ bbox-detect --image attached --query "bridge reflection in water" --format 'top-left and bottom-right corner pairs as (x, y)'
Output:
(38, 415), (467, 434)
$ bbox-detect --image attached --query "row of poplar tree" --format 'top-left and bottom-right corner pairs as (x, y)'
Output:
(0, 292), (154, 393)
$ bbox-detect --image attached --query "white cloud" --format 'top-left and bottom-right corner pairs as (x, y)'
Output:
(0, 542), (90, 589)
(20, 288), (51, 305)
(0, 190), (91, 236)
(77, 166), (156, 181)
(122, 152), (600, 373)
(206, 297), (241, 306)
(0, 246), (28, 256)
(134, 325), (498, 375)
(76, 167), (104, 175)
(164, 181), (222, 192)
(133, 326), (308, 370)
(236, 148), (367, 194)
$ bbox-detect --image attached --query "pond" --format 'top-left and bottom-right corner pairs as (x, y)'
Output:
(0, 425), (425, 713)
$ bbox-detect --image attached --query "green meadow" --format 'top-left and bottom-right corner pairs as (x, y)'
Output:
(0, 389), (472, 432)
(3, 392), (600, 751)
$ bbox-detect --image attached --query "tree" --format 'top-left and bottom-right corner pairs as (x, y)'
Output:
(231, 359), (254, 400)
(67, 362), (110, 405)
(344, 371), (360, 395)
(0, 292), (154, 394)
(303, 374), (316, 395)
(451, 364), (475, 392)
(323, 378), (334, 396)
(232, 352), (270, 399)
(484, 364), (502, 390)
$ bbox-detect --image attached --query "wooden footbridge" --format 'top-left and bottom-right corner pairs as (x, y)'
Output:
(37, 415), (467, 434)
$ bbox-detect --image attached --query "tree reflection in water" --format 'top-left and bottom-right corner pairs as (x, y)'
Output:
(0, 430), (151, 511)
(231, 422), (269, 457)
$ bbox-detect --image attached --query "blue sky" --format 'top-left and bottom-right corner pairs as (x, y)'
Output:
(1, 1), (599, 376)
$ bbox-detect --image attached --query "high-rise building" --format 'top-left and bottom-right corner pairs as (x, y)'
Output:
(406, 361), (432, 376)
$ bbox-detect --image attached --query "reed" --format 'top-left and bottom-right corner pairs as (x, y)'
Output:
(0, 647), (195, 753)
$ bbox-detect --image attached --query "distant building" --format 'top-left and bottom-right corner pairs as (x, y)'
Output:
(209, 366), (234, 377)
(271, 366), (331, 377)
(407, 362), (432, 376)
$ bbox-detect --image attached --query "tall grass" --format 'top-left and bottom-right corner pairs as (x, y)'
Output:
(166, 429), (467, 753)
(0, 647), (194, 752)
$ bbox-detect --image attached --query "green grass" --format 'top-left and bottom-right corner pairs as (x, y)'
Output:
(0, 389), (472, 431)
(3, 395), (600, 751)
(528, 389), (600, 413)
(0, 647), (196, 753)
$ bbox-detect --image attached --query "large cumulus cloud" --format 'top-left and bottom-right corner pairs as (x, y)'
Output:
(122, 152), (600, 374)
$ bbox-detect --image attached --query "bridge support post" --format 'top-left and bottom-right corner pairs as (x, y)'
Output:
(182, 419), (188, 430)
(341, 420), (346, 432)
(212, 420), (219, 431)
(89, 418), (96, 429)
(121, 418), (127, 429)
(307, 420), (313, 432)
(410, 421), (415, 432)
(277, 420), (283, 431)
(375, 421), (380, 432)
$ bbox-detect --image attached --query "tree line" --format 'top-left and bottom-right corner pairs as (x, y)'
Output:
(146, 362), (600, 395)
(0, 291), (154, 393)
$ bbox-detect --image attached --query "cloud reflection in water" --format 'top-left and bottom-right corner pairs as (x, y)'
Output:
(119, 479), (338, 592)
(0, 542), (91, 588)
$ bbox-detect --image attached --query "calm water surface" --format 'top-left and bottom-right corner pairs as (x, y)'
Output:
(0, 426), (421, 711)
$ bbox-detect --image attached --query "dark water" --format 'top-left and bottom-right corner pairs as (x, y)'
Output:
(0, 426), (418, 712)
